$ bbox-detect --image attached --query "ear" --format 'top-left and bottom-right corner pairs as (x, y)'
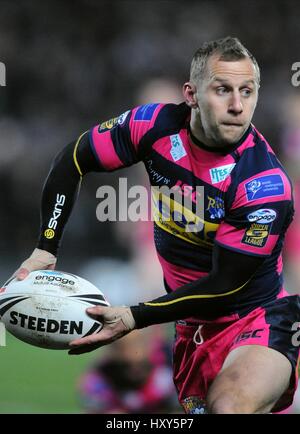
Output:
(182, 82), (198, 109)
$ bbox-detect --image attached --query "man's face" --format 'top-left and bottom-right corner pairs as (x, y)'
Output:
(193, 55), (259, 146)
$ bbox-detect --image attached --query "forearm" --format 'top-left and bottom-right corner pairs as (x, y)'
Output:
(130, 245), (265, 328)
(130, 275), (244, 327)
(37, 131), (99, 256)
(36, 144), (82, 255)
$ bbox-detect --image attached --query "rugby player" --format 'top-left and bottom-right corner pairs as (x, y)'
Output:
(16, 37), (300, 414)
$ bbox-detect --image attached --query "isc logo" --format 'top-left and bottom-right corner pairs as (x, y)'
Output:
(234, 328), (264, 344)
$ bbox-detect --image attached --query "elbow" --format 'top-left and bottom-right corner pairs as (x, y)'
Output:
(51, 142), (82, 179)
(207, 272), (249, 296)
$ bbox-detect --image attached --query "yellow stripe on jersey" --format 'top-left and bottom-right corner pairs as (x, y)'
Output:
(152, 188), (219, 247)
(73, 131), (88, 176)
(144, 279), (249, 306)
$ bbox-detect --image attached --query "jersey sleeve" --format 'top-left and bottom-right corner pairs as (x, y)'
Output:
(89, 103), (164, 171)
(215, 168), (294, 257)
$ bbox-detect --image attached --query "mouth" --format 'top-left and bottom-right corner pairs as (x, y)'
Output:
(222, 122), (243, 127)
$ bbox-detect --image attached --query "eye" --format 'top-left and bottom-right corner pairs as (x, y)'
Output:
(216, 86), (229, 95)
(241, 88), (252, 97)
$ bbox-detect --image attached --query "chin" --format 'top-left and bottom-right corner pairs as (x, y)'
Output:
(217, 125), (246, 145)
(221, 130), (245, 145)
(216, 135), (239, 146)
(225, 135), (241, 144)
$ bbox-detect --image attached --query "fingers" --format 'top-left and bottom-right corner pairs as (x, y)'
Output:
(15, 267), (30, 281)
(69, 331), (107, 354)
(86, 306), (106, 320)
(69, 342), (101, 355)
(68, 318), (131, 356)
(13, 249), (57, 281)
(70, 333), (103, 347)
(70, 327), (116, 348)
(68, 306), (135, 356)
(14, 263), (56, 281)
(68, 329), (113, 355)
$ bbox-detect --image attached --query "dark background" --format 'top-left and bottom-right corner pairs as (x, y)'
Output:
(0, 0), (299, 278)
(0, 0), (300, 415)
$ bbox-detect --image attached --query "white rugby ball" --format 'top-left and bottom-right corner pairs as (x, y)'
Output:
(0, 270), (110, 350)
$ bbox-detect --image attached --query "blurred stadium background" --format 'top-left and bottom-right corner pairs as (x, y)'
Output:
(0, 0), (300, 413)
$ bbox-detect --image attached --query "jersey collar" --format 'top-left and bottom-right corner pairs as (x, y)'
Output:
(188, 124), (253, 155)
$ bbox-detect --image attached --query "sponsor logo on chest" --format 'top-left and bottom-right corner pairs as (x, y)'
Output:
(170, 134), (187, 162)
(209, 163), (236, 184)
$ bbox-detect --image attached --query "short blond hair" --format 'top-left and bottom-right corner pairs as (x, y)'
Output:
(190, 36), (260, 86)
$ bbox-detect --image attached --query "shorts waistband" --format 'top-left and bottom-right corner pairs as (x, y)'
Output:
(175, 321), (205, 338)
(175, 314), (240, 338)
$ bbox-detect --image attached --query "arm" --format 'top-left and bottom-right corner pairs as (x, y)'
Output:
(130, 243), (265, 327)
(15, 132), (101, 279)
(37, 132), (99, 255)
(15, 103), (166, 279)
(68, 244), (265, 354)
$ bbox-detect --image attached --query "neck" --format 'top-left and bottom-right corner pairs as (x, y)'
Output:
(189, 109), (215, 148)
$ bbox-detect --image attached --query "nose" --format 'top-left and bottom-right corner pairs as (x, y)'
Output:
(228, 92), (243, 115)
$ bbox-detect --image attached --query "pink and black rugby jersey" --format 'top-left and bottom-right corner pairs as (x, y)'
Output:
(89, 103), (294, 316)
